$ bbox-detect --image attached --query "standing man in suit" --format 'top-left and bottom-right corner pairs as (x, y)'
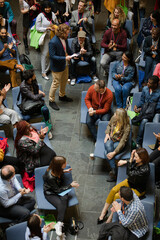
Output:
(49, 23), (73, 111)
(70, 0), (92, 38)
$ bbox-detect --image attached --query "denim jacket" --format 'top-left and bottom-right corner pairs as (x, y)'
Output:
(111, 60), (136, 85)
(137, 86), (160, 112)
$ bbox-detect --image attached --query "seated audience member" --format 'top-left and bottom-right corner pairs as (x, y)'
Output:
(112, 51), (136, 108)
(69, 0), (92, 38)
(0, 165), (35, 223)
(98, 148), (150, 224)
(0, 13), (8, 30)
(85, 80), (113, 142)
(143, 27), (160, 84)
(149, 132), (160, 183)
(36, 1), (58, 80)
(0, 0), (19, 43)
(100, 19), (127, 75)
(15, 120), (56, 174)
(0, 83), (21, 126)
(153, 63), (160, 81)
(51, 0), (70, 24)
(25, 214), (55, 240)
(104, 108), (130, 182)
(106, 6), (126, 30)
(98, 186), (148, 240)
(138, 10), (160, 47)
(43, 156), (79, 237)
(134, 76), (160, 147)
(70, 30), (98, 86)
(19, 0), (41, 55)
(0, 27), (24, 87)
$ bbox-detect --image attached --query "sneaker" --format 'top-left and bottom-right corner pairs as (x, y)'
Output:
(70, 78), (76, 86)
(92, 75), (99, 82)
(56, 233), (66, 240)
(55, 221), (63, 237)
(90, 153), (95, 160)
(42, 74), (49, 80)
(48, 131), (53, 139)
(49, 101), (60, 110)
(59, 95), (73, 102)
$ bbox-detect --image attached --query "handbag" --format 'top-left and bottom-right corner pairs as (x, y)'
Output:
(17, 91), (44, 115)
(118, 0), (128, 16)
(67, 217), (84, 235)
(30, 24), (43, 49)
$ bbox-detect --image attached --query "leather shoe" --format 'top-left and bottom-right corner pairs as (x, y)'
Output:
(59, 95), (73, 102)
(97, 211), (108, 224)
(49, 101), (60, 110)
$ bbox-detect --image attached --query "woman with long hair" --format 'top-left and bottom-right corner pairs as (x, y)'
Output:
(104, 108), (130, 182)
(25, 214), (55, 240)
(107, 6), (126, 29)
(15, 120), (56, 174)
(97, 148), (150, 224)
(112, 51), (136, 108)
(43, 156), (79, 237)
(36, 1), (58, 80)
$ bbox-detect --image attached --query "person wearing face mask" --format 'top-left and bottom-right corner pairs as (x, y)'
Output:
(97, 148), (150, 225)
(0, 26), (24, 87)
(85, 80), (113, 142)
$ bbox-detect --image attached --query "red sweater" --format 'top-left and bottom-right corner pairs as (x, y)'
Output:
(85, 85), (113, 115)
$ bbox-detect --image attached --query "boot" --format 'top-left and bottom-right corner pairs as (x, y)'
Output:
(23, 38), (29, 55)
(107, 168), (116, 182)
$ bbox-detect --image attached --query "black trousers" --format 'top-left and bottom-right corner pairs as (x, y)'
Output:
(150, 148), (160, 181)
(45, 194), (69, 222)
(0, 196), (35, 223)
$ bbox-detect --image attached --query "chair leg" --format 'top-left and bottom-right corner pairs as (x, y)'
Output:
(79, 123), (82, 141)
(92, 157), (95, 174)
(76, 205), (80, 219)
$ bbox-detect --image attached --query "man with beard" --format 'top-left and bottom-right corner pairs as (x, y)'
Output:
(49, 23), (73, 111)
(0, 27), (24, 87)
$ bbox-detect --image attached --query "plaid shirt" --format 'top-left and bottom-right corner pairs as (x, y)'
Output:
(117, 192), (148, 238)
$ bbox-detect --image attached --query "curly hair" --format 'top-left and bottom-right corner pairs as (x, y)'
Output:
(56, 23), (70, 38)
(110, 6), (126, 27)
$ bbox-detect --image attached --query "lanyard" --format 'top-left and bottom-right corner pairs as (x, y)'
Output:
(98, 93), (104, 108)
(42, 12), (54, 24)
(111, 30), (120, 44)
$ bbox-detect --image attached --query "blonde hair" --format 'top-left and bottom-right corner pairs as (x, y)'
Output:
(56, 23), (70, 38)
(110, 6), (126, 27)
(114, 108), (130, 130)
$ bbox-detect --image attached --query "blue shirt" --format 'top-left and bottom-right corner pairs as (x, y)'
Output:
(0, 174), (21, 208)
(137, 86), (160, 112)
(117, 192), (148, 238)
(0, 36), (16, 61)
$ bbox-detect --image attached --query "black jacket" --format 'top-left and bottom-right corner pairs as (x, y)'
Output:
(71, 37), (93, 59)
(127, 161), (150, 193)
(20, 80), (44, 105)
(43, 169), (71, 195)
(143, 35), (160, 61)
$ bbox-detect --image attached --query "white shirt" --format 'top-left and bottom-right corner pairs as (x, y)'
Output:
(25, 227), (48, 240)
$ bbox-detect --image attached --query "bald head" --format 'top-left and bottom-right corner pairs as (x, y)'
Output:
(111, 19), (120, 33)
(1, 165), (15, 180)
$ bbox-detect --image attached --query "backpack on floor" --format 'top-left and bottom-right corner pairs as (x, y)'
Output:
(19, 54), (34, 70)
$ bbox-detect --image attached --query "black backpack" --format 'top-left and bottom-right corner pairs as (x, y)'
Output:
(19, 54), (33, 70)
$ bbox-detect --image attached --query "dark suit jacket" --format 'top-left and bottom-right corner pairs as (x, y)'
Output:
(143, 35), (160, 61)
(49, 35), (72, 72)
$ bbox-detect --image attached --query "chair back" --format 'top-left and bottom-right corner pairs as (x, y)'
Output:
(125, 19), (133, 38)
(80, 91), (88, 124)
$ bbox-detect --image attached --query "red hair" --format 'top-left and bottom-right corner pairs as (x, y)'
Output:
(15, 120), (30, 152)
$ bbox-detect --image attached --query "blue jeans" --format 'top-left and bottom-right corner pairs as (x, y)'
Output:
(112, 80), (133, 108)
(133, 2), (145, 30)
(144, 56), (158, 83)
(136, 118), (149, 145)
(104, 140), (119, 169)
(86, 111), (111, 141)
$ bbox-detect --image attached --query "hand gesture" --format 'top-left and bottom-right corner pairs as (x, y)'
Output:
(108, 41), (113, 49)
(40, 126), (48, 135)
(153, 132), (160, 141)
(83, 17), (88, 22)
(104, 134), (110, 143)
(78, 18), (83, 25)
(112, 201), (121, 212)
(30, 5), (37, 11)
(134, 105), (141, 113)
(3, 43), (8, 49)
(107, 151), (116, 160)
(130, 149), (136, 163)
(118, 160), (127, 167)
(71, 181), (79, 188)
(63, 168), (72, 173)
(43, 222), (56, 233)
(4, 83), (11, 92)
(39, 89), (45, 97)
(8, 42), (13, 49)
(66, 55), (72, 61)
